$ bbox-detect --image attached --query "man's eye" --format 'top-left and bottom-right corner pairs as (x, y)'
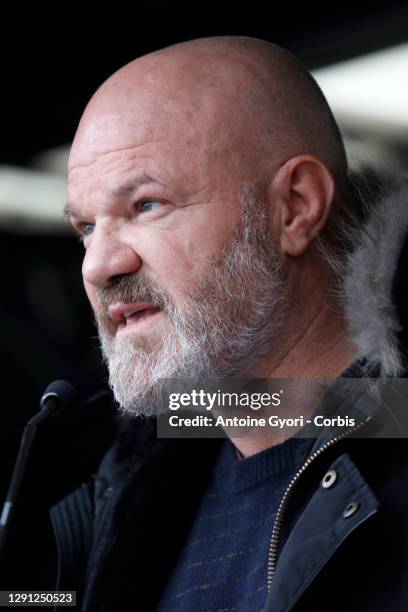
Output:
(139, 200), (161, 213)
(80, 223), (94, 236)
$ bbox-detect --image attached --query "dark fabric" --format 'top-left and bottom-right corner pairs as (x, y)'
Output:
(37, 360), (407, 612)
(265, 451), (380, 611)
(80, 420), (224, 612)
(2, 349), (407, 612)
(266, 436), (408, 612)
(156, 436), (314, 612)
(47, 411), (408, 612)
(49, 482), (94, 602)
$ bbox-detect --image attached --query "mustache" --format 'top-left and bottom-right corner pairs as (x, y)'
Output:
(95, 274), (175, 323)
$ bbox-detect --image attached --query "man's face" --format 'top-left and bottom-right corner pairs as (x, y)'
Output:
(67, 86), (287, 414)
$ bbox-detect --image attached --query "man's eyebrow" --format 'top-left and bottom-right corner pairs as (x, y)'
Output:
(106, 172), (159, 199)
(63, 172), (160, 222)
(62, 202), (77, 223)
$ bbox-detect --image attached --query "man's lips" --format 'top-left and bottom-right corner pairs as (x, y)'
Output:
(107, 302), (162, 334)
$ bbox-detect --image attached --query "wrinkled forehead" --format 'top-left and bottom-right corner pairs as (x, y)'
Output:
(68, 73), (236, 172)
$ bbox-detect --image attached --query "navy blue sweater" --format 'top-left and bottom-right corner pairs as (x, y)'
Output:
(156, 435), (314, 612)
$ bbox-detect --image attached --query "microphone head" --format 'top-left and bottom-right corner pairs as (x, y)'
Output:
(40, 380), (77, 413)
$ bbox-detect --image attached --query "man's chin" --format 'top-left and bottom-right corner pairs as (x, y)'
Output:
(112, 382), (167, 418)
(106, 355), (168, 417)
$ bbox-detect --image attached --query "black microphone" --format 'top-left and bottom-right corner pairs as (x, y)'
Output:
(40, 380), (77, 415)
(0, 380), (77, 558)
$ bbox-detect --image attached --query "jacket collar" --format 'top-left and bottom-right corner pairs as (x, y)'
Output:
(343, 178), (408, 376)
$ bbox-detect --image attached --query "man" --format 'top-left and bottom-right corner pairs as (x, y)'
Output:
(47, 37), (408, 610)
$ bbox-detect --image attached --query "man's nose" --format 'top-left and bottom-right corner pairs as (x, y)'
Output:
(82, 227), (142, 289)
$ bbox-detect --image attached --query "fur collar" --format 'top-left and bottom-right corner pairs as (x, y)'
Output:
(344, 179), (408, 376)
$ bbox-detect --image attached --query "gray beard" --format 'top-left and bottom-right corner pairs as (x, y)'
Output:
(96, 184), (288, 416)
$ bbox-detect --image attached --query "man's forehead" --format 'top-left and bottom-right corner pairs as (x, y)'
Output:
(68, 50), (256, 172)
(69, 99), (219, 174)
(69, 106), (170, 170)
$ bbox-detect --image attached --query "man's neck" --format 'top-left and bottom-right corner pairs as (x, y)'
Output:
(229, 297), (356, 458)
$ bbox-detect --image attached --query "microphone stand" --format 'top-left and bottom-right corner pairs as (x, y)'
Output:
(0, 381), (76, 558)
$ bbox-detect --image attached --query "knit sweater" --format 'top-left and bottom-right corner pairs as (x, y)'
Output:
(156, 435), (314, 612)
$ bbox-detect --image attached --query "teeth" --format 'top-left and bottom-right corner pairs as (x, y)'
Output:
(120, 306), (159, 327)
(124, 310), (144, 323)
(124, 310), (139, 320)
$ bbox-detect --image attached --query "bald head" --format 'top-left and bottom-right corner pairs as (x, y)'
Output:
(70, 36), (346, 184)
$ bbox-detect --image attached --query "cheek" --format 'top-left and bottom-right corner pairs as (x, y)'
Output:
(148, 227), (226, 289)
(152, 244), (194, 293)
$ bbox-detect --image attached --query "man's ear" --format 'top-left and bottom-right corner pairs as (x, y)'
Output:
(271, 155), (335, 257)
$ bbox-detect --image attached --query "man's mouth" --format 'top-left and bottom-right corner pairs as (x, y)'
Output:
(108, 302), (163, 336)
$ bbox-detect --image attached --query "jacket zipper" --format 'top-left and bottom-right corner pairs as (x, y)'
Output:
(267, 416), (371, 589)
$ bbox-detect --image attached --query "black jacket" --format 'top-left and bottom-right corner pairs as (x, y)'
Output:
(49, 409), (408, 612)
